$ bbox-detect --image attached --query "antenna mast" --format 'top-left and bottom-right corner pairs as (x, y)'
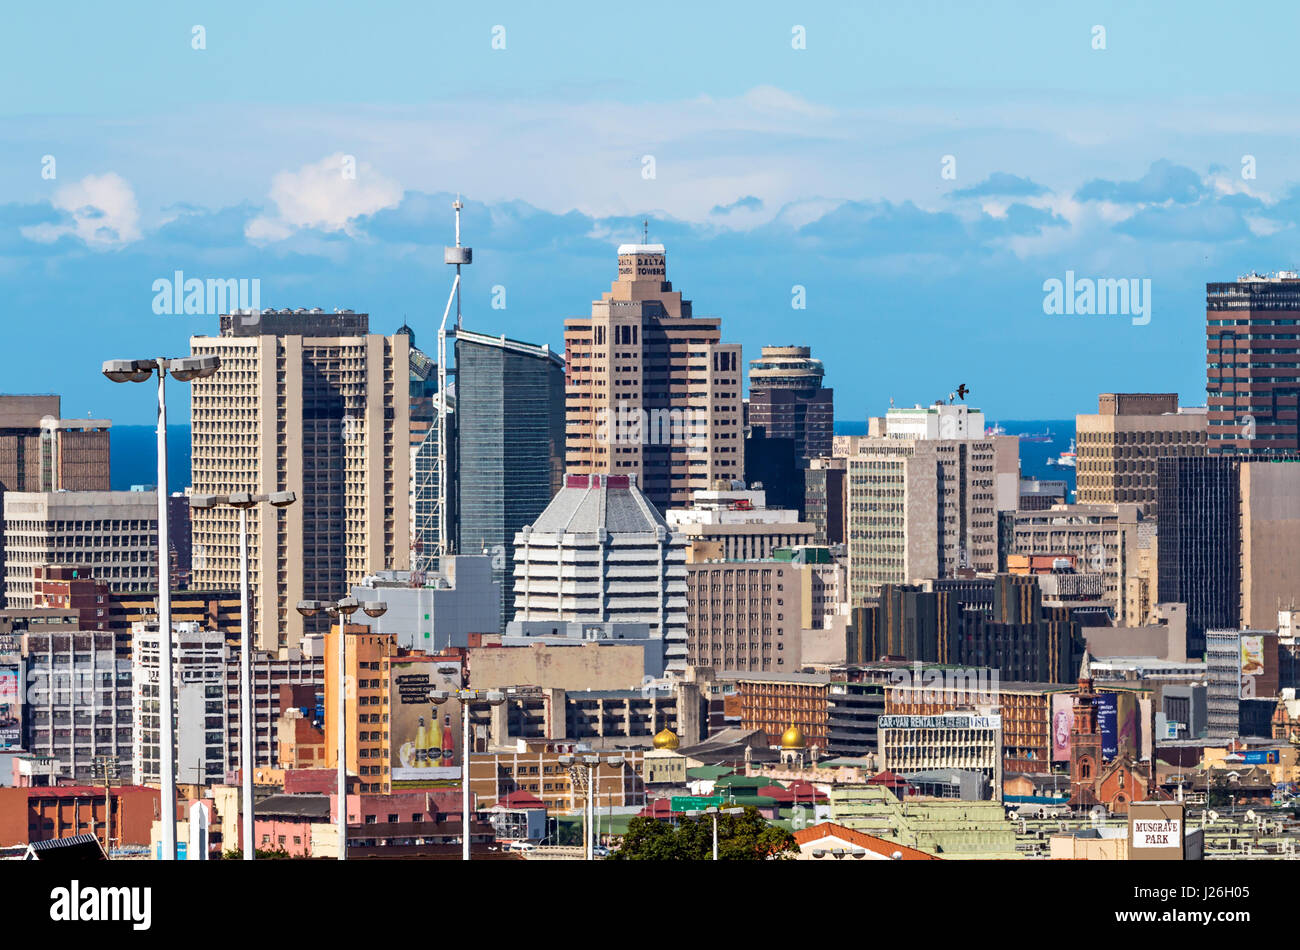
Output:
(434, 197), (472, 564)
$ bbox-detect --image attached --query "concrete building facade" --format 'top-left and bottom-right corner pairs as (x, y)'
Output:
(189, 310), (411, 651)
(563, 243), (744, 513)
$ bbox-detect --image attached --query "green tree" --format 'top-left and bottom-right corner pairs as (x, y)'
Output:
(611, 807), (795, 861)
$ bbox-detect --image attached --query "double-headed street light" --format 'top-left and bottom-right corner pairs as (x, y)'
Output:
(557, 750), (625, 860)
(429, 688), (505, 860)
(297, 596), (387, 860)
(102, 354), (219, 861)
(192, 492), (296, 860)
(685, 805), (745, 861)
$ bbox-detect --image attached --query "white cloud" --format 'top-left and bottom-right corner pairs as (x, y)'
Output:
(246, 153), (403, 242)
(22, 172), (141, 247)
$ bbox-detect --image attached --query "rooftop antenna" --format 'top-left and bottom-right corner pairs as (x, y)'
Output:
(433, 197), (473, 564)
(643, 218), (648, 243)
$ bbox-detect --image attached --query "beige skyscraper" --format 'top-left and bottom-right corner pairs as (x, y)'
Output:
(189, 310), (410, 650)
(564, 243), (743, 513)
(1075, 393), (1207, 516)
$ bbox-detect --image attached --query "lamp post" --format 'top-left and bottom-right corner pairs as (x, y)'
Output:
(558, 751), (624, 859)
(686, 805), (744, 860)
(297, 596), (387, 860)
(430, 688), (505, 859)
(191, 492), (295, 860)
(102, 354), (219, 860)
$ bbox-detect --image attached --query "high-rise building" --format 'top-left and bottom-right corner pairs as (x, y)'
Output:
(453, 328), (565, 633)
(1157, 456), (1239, 657)
(511, 473), (688, 672)
(1008, 503), (1143, 625)
(0, 398), (111, 610)
(1075, 393), (1207, 515)
(22, 628), (133, 782)
(189, 310), (411, 651)
(842, 405), (1019, 603)
(804, 456), (847, 546)
(1207, 274), (1300, 455)
(564, 243), (744, 513)
(3, 491), (158, 608)
(686, 560), (802, 673)
(404, 325), (450, 578)
(747, 344), (834, 460)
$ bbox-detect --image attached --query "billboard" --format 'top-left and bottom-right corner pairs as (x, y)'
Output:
(389, 659), (462, 786)
(0, 666), (20, 750)
(1240, 635), (1264, 697)
(1115, 692), (1138, 761)
(1096, 692), (1118, 759)
(1050, 693), (1073, 762)
(1244, 750), (1280, 765)
(1129, 802), (1186, 860)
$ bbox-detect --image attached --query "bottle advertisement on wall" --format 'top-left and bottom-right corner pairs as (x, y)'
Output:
(390, 658), (463, 787)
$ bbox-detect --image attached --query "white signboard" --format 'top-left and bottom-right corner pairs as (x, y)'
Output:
(1132, 819), (1181, 848)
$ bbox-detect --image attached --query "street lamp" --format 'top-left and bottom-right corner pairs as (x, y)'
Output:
(102, 354), (219, 861)
(297, 595), (387, 860)
(192, 491), (295, 860)
(686, 805), (744, 860)
(557, 750), (624, 859)
(430, 688), (506, 860)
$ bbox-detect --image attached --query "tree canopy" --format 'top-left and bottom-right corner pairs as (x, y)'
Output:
(610, 806), (796, 861)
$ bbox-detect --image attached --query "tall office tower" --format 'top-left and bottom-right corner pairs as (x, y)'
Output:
(1157, 456), (1238, 658)
(564, 243), (744, 514)
(1075, 393), (1207, 516)
(454, 328), (565, 634)
(804, 456), (847, 545)
(0, 396), (111, 608)
(1207, 273), (1300, 454)
(189, 310), (411, 650)
(511, 473), (688, 672)
(747, 345), (834, 460)
(843, 403), (1020, 604)
(3, 490), (158, 607)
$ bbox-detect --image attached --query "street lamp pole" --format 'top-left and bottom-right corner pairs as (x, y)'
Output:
(193, 491), (295, 860)
(431, 688), (505, 860)
(298, 596), (386, 860)
(103, 355), (219, 861)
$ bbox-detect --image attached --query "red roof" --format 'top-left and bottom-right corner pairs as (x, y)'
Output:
(638, 798), (679, 818)
(793, 822), (939, 860)
(495, 790), (547, 810)
(785, 781), (827, 801)
(867, 770), (911, 789)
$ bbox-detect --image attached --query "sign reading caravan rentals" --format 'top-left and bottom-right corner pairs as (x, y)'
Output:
(1128, 802), (1185, 860)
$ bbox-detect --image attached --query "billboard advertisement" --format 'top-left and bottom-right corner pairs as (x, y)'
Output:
(0, 666), (20, 750)
(1050, 693), (1073, 762)
(1096, 692), (1118, 759)
(1116, 692), (1138, 761)
(1240, 635), (1264, 698)
(389, 659), (462, 786)
(1244, 750), (1280, 765)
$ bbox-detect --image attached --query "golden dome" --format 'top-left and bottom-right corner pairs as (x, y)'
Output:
(780, 724), (805, 749)
(653, 728), (679, 750)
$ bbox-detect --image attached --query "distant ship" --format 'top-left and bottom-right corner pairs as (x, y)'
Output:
(1046, 439), (1077, 468)
(987, 422), (1007, 436)
(1018, 428), (1054, 443)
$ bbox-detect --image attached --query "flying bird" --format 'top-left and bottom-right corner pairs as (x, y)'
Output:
(955, 384), (969, 400)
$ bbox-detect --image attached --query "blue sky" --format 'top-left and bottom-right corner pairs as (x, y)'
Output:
(5, 1), (1300, 422)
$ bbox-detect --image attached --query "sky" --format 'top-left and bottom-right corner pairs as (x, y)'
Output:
(5, 1), (1300, 423)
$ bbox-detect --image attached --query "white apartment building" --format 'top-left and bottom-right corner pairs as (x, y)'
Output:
(3, 491), (158, 608)
(511, 473), (689, 672)
(666, 484), (814, 561)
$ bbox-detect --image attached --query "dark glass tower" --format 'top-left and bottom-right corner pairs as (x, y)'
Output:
(453, 328), (565, 632)
(1157, 456), (1239, 657)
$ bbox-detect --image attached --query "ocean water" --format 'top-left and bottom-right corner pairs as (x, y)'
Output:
(833, 419), (1077, 496)
(110, 425), (191, 493)
(110, 421), (1078, 497)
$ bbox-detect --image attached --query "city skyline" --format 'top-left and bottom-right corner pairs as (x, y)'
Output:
(9, 2), (1300, 422)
